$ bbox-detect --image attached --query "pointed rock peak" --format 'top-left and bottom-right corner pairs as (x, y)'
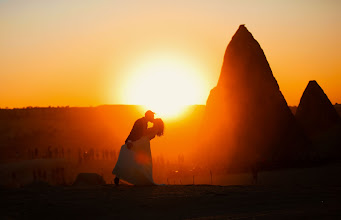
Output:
(237, 24), (247, 31)
(231, 24), (254, 41)
(302, 80), (329, 99)
(304, 80), (324, 94)
(236, 24), (248, 33)
(217, 24), (274, 89)
(296, 80), (339, 135)
(298, 80), (336, 106)
(307, 80), (319, 87)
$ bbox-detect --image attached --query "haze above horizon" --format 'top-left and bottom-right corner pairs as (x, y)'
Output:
(1, 0), (340, 111)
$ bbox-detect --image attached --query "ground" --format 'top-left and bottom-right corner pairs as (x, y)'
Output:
(1, 184), (341, 219)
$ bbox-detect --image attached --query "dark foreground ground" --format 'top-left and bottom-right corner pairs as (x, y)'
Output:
(1, 184), (341, 220)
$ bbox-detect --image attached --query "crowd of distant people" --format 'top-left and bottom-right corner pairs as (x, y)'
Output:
(6, 147), (259, 187)
(5, 146), (119, 187)
(22, 146), (118, 162)
(7, 167), (68, 187)
(32, 167), (66, 185)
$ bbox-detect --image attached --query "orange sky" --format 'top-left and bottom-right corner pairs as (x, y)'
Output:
(1, 0), (340, 109)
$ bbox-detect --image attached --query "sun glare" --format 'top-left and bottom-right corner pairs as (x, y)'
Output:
(122, 54), (207, 119)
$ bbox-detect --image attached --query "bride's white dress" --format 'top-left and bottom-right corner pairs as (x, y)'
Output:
(112, 136), (155, 185)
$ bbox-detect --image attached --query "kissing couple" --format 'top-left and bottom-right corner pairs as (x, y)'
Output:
(112, 110), (164, 186)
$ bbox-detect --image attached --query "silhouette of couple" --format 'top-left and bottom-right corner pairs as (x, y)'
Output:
(112, 110), (164, 186)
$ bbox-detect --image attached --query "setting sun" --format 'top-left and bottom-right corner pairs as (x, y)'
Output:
(121, 53), (208, 119)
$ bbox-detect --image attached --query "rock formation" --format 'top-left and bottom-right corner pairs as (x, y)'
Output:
(296, 80), (340, 136)
(200, 25), (309, 170)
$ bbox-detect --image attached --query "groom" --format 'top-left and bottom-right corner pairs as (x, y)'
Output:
(114, 110), (155, 185)
(125, 110), (155, 149)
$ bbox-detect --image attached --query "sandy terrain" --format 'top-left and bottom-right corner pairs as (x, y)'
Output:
(1, 183), (341, 219)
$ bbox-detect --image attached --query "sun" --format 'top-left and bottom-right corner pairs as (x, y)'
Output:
(121, 53), (207, 119)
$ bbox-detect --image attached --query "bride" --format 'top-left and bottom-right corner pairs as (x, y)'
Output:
(112, 118), (164, 186)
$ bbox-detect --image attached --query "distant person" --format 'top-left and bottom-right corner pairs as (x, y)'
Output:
(66, 148), (71, 159)
(11, 172), (17, 185)
(78, 148), (82, 164)
(42, 170), (47, 181)
(60, 168), (65, 185)
(34, 148), (38, 158)
(83, 151), (88, 161)
(112, 114), (164, 186)
(96, 150), (100, 160)
(33, 170), (37, 182)
(47, 145), (53, 158)
(89, 148), (94, 160)
(54, 148), (58, 158)
(251, 154), (260, 184)
(251, 165), (259, 184)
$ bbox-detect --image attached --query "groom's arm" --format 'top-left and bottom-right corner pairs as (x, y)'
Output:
(125, 119), (145, 148)
(125, 120), (140, 143)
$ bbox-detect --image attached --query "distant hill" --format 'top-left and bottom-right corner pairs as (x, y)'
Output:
(0, 105), (205, 162)
(289, 104), (340, 117)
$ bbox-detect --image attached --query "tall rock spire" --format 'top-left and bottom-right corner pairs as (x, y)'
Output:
(200, 25), (309, 170)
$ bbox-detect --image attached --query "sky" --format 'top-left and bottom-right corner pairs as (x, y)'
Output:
(1, 0), (340, 109)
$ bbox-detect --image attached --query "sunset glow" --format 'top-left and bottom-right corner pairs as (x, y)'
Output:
(1, 2), (341, 210)
(0, 1), (340, 108)
(121, 54), (207, 119)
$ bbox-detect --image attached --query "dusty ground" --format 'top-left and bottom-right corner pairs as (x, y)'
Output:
(1, 184), (341, 219)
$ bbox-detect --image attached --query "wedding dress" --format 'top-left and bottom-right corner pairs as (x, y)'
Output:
(112, 136), (155, 185)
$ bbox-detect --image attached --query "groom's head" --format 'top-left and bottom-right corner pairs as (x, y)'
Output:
(145, 110), (155, 122)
